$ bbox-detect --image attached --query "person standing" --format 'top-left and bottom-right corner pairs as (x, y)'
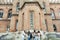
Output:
(32, 30), (36, 40)
(28, 31), (31, 40)
(37, 31), (41, 40)
(34, 32), (38, 40)
(20, 31), (25, 40)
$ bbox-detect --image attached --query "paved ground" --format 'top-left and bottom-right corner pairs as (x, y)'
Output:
(0, 32), (60, 40)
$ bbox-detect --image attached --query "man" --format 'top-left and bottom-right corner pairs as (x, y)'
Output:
(20, 31), (25, 40)
(37, 31), (41, 40)
(40, 30), (46, 40)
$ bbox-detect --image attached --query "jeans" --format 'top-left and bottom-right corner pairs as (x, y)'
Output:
(34, 36), (40, 40)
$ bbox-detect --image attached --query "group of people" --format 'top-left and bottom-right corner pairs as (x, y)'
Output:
(27, 30), (40, 40)
(19, 30), (46, 40)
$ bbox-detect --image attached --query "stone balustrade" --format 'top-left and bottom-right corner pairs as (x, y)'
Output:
(49, 0), (60, 3)
(0, 0), (14, 4)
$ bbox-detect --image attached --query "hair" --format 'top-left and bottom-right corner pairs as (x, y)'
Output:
(38, 31), (40, 33)
(34, 30), (36, 32)
(28, 31), (30, 35)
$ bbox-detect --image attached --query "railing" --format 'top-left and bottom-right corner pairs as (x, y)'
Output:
(0, 0), (60, 5)
(0, 0), (14, 4)
(49, 0), (60, 3)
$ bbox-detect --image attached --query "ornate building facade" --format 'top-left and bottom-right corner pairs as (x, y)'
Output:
(0, 0), (60, 32)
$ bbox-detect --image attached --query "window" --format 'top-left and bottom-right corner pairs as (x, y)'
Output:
(51, 9), (55, 19)
(8, 9), (12, 18)
(0, 10), (3, 18)
(16, 20), (18, 31)
(30, 11), (34, 28)
(8, 12), (12, 18)
(51, 12), (55, 19)
(4, 0), (12, 4)
(53, 24), (57, 32)
(16, 2), (20, 12)
(6, 25), (10, 32)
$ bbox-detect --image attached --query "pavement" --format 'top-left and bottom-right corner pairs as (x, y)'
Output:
(0, 32), (60, 40)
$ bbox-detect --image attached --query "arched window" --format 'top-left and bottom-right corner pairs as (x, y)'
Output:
(30, 11), (34, 29)
(16, 2), (20, 12)
(8, 9), (12, 18)
(0, 9), (3, 19)
(50, 9), (55, 19)
(53, 24), (57, 32)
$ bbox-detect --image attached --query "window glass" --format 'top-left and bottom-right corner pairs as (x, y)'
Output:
(8, 9), (12, 18)
(7, 25), (10, 32)
(0, 10), (3, 18)
(30, 11), (34, 28)
(16, 20), (18, 31)
(53, 24), (57, 32)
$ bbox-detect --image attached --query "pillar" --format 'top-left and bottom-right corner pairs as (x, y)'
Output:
(24, 10), (30, 30)
(34, 12), (40, 30)
(10, 16), (16, 32)
(40, 10), (46, 31)
(3, 8), (8, 19)
(17, 10), (23, 31)
(45, 15), (54, 32)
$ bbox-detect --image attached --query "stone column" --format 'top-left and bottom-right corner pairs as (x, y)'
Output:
(17, 10), (23, 31)
(34, 12), (40, 30)
(9, 0), (18, 32)
(24, 10), (30, 30)
(3, 8), (8, 19)
(45, 15), (54, 32)
(40, 10), (46, 31)
(10, 16), (16, 32)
